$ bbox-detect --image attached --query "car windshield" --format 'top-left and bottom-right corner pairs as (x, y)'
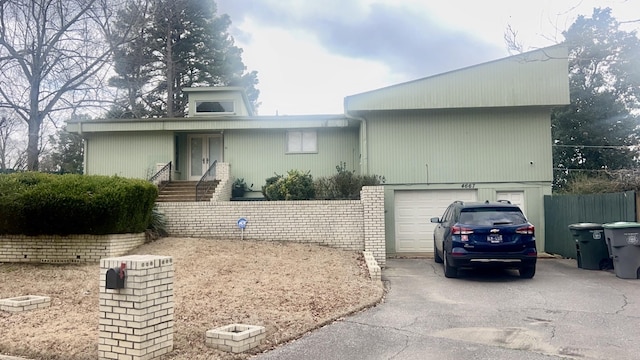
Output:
(459, 207), (527, 226)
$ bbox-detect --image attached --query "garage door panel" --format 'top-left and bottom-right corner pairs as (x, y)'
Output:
(394, 190), (477, 253)
(497, 191), (525, 216)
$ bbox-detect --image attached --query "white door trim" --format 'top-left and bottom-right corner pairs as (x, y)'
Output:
(188, 134), (223, 181)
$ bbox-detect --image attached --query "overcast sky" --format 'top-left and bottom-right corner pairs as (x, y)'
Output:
(215, 0), (640, 115)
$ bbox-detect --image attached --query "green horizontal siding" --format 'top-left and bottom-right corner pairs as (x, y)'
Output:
(365, 107), (553, 184)
(346, 45), (569, 111)
(224, 128), (360, 190)
(85, 132), (173, 179)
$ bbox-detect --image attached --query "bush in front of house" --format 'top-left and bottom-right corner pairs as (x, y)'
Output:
(0, 172), (158, 235)
(145, 206), (168, 242)
(262, 170), (315, 200)
(314, 162), (386, 200)
(261, 164), (385, 201)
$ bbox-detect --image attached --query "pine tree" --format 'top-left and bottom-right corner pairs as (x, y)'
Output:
(109, 0), (259, 118)
(39, 117), (86, 174)
(552, 8), (640, 189)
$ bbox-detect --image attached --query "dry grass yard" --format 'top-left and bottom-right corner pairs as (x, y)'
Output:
(0, 237), (384, 360)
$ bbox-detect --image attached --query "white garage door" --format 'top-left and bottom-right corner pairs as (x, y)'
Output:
(394, 190), (477, 253)
(497, 191), (526, 216)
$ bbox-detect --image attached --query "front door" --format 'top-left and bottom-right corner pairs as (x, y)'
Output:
(189, 135), (222, 180)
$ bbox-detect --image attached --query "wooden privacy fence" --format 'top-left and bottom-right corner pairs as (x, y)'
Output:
(544, 191), (637, 258)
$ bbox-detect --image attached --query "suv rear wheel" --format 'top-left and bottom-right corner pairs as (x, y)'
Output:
(434, 239), (443, 263)
(443, 252), (457, 278)
(519, 266), (536, 279)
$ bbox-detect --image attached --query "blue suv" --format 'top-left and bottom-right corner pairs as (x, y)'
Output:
(431, 200), (537, 279)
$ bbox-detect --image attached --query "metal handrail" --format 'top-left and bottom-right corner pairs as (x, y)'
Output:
(196, 160), (217, 201)
(149, 162), (172, 191)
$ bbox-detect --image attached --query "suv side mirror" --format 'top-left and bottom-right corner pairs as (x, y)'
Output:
(430, 217), (441, 223)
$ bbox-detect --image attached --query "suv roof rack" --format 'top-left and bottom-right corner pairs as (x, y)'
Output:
(497, 199), (512, 204)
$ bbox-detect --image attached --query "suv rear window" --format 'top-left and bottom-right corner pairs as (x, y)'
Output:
(459, 207), (527, 226)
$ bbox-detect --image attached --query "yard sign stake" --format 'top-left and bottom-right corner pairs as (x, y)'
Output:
(237, 218), (248, 240)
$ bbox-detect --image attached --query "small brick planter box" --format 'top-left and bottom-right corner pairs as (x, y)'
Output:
(0, 295), (51, 312)
(205, 324), (266, 353)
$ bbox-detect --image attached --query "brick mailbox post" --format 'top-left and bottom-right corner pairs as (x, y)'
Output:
(99, 255), (174, 360)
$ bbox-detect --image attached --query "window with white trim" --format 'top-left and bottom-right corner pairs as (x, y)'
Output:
(286, 130), (317, 153)
(195, 101), (234, 113)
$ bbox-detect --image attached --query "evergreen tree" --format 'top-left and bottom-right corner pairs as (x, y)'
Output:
(109, 0), (259, 118)
(40, 118), (86, 174)
(108, 0), (154, 119)
(552, 8), (640, 189)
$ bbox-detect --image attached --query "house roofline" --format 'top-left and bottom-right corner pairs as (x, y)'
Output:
(66, 114), (358, 134)
(344, 43), (568, 102)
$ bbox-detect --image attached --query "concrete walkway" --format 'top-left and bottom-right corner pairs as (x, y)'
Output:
(253, 258), (640, 360)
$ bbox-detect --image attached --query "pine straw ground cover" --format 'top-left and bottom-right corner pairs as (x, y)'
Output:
(0, 238), (384, 360)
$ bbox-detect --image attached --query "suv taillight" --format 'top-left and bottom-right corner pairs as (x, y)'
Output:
(452, 226), (474, 235)
(516, 225), (535, 235)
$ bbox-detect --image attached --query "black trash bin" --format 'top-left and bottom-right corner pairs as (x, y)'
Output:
(568, 223), (612, 270)
(603, 222), (640, 279)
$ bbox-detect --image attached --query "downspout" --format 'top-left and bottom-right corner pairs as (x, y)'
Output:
(77, 120), (89, 175)
(83, 138), (88, 175)
(344, 98), (368, 175)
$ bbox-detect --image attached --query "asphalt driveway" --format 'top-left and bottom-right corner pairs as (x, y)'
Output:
(254, 258), (640, 360)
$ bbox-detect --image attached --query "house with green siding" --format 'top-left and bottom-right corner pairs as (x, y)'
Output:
(68, 45), (570, 256)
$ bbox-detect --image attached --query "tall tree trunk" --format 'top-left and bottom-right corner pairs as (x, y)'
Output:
(27, 119), (40, 171)
(0, 0), (119, 169)
(27, 82), (41, 171)
(0, 117), (7, 170)
(165, 25), (174, 118)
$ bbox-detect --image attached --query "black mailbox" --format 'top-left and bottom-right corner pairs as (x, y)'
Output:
(105, 263), (126, 289)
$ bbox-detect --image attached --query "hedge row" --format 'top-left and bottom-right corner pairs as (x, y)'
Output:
(0, 172), (158, 235)
(261, 163), (385, 200)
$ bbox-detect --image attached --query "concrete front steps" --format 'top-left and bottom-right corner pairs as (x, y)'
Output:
(156, 181), (218, 202)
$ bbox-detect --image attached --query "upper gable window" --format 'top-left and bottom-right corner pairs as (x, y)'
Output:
(287, 130), (317, 153)
(196, 101), (234, 114)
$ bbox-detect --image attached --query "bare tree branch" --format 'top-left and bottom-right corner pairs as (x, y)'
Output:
(0, 0), (140, 170)
(504, 24), (524, 54)
(0, 112), (27, 169)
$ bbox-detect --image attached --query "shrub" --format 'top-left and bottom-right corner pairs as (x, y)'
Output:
(558, 170), (640, 194)
(0, 172), (157, 235)
(262, 174), (283, 200)
(145, 206), (168, 242)
(262, 170), (315, 200)
(314, 162), (385, 200)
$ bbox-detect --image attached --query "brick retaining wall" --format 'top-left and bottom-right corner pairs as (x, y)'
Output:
(0, 185), (387, 266)
(361, 187), (386, 266)
(212, 162), (232, 201)
(157, 186), (386, 266)
(0, 233), (145, 263)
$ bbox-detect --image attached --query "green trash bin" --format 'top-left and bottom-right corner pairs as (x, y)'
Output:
(603, 222), (640, 279)
(568, 223), (611, 270)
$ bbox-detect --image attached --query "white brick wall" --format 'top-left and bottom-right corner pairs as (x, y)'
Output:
(0, 233), (145, 263)
(99, 255), (174, 360)
(212, 162), (232, 201)
(157, 186), (387, 265)
(361, 187), (386, 266)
